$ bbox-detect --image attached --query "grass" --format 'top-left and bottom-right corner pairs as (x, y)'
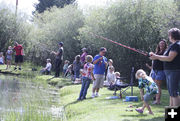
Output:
(0, 63), (170, 121)
(60, 85), (169, 121)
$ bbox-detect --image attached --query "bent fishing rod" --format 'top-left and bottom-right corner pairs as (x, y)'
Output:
(90, 32), (150, 57)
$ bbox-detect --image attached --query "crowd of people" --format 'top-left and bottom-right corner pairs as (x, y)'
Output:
(0, 28), (180, 116)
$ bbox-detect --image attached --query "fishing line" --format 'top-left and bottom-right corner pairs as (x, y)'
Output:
(90, 32), (149, 57)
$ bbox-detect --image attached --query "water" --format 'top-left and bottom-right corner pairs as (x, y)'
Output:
(0, 75), (65, 121)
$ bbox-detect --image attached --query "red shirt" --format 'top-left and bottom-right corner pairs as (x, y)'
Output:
(14, 45), (23, 55)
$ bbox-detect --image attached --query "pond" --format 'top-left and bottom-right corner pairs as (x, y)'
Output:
(0, 75), (65, 121)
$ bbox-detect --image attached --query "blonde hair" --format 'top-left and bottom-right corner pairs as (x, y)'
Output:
(86, 55), (93, 63)
(135, 69), (147, 79)
(115, 72), (120, 77)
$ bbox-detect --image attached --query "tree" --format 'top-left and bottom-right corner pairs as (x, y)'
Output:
(34, 0), (76, 13)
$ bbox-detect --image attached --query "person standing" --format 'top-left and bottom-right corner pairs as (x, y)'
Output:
(150, 28), (180, 107)
(80, 48), (87, 67)
(6, 46), (13, 69)
(52, 42), (64, 77)
(14, 42), (24, 70)
(92, 47), (108, 98)
(146, 40), (167, 104)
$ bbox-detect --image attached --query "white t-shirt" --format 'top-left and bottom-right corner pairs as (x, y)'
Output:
(46, 62), (52, 71)
(107, 72), (115, 83)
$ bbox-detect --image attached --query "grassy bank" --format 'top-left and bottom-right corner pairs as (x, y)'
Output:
(60, 85), (169, 121)
(0, 64), (169, 121)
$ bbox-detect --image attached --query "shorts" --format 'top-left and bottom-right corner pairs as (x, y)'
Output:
(144, 93), (154, 102)
(93, 74), (105, 88)
(151, 70), (166, 81)
(15, 55), (23, 63)
(7, 56), (12, 61)
(164, 70), (180, 97)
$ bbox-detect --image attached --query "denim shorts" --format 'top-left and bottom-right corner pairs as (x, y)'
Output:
(164, 70), (180, 97)
(144, 93), (154, 102)
(151, 70), (166, 81)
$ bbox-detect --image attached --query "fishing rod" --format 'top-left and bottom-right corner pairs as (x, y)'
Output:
(90, 32), (150, 57)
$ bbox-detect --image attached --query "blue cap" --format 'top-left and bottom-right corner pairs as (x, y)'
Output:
(59, 42), (63, 46)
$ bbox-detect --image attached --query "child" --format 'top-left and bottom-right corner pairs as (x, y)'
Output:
(104, 66), (115, 86)
(0, 52), (5, 65)
(135, 69), (158, 115)
(40, 59), (52, 75)
(78, 55), (95, 100)
(63, 60), (69, 76)
(108, 72), (122, 90)
(73, 55), (81, 83)
(6, 46), (13, 69)
(65, 64), (74, 81)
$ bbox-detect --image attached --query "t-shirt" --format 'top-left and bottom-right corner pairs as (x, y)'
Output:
(152, 53), (164, 70)
(14, 45), (23, 55)
(73, 60), (81, 72)
(63, 64), (69, 70)
(6, 50), (13, 58)
(163, 41), (180, 70)
(45, 62), (52, 71)
(80, 52), (87, 64)
(93, 55), (107, 75)
(56, 47), (63, 60)
(138, 76), (158, 95)
(82, 62), (94, 79)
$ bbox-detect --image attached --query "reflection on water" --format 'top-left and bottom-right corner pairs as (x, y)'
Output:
(0, 76), (64, 120)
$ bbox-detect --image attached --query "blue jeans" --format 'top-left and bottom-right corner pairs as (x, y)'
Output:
(78, 77), (91, 100)
(74, 70), (80, 79)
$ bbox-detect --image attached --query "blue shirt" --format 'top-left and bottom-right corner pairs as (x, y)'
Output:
(93, 55), (107, 75)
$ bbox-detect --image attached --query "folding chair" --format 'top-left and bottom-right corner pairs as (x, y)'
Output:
(113, 67), (135, 99)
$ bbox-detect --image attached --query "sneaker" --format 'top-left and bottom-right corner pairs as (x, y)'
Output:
(19, 67), (21, 70)
(95, 93), (100, 97)
(91, 93), (95, 98)
(135, 109), (143, 114)
(14, 67), (17, 70)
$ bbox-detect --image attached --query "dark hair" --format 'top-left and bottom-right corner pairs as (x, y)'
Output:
(100, 47), (107, 52)
(155, 40), (167, 54)
(168, 28), (180, 40)
(59, 42), (64, 46)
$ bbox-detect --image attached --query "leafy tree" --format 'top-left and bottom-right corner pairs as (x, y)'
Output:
(34, 0), (76, 13)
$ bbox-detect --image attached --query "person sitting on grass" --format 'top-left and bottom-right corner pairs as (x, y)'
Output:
(6, 46), (13, 69)
(135, 69), (158, 115)
(77, 55), (95, 101)
(64, 64), (74, 81)
(63, 60), (69, 76)
(40, 59), (52, 75)
(0, 52), (5, 65)
(104, 66), (115, 86)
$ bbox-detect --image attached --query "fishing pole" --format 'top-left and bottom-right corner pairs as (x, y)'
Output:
(90, 32), (150, 57)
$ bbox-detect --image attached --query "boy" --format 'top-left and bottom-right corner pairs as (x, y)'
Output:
(40, 59), (52, 75)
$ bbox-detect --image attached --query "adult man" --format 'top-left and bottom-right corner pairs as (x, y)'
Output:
(92, 47), (108, 98)
(52, 42), (64, 77)
(14, 42), (24, 70)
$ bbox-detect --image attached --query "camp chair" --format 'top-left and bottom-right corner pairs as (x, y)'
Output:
(113, 67), (135, 99)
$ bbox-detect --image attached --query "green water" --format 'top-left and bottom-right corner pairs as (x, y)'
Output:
(0, 75), (65, 121)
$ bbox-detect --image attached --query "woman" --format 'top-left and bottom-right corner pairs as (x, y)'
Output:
(147, 40), (167, 104)
(150, 28), (180, 107)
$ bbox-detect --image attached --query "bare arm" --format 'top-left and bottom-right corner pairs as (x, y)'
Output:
(150, 51), (177, 62)
(146, 63), (152, 70)
(93, 57), (102, 64)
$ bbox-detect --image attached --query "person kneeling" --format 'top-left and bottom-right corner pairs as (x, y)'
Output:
(77, 55), (95, 101)
(135, 69), (158, 115)
(40, 59), (52, 75)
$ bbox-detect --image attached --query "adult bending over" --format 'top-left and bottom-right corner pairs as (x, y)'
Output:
(51, 42), (64, 77)
(150, 28), (180, 107)
(92, 47), (107, 98)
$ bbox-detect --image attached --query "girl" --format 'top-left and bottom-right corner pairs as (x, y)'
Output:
(104, 66), (115, 86)
(146, 40), (167, 104)
(63, 60), (69, 76)
(0, 52), (5, 65)
(135, 69), (158, 115)
(6, 46), (13, 69)
(78, 55), (95, 100)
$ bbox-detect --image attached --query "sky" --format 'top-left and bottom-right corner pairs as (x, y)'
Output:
(0, 0), (115, 15)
